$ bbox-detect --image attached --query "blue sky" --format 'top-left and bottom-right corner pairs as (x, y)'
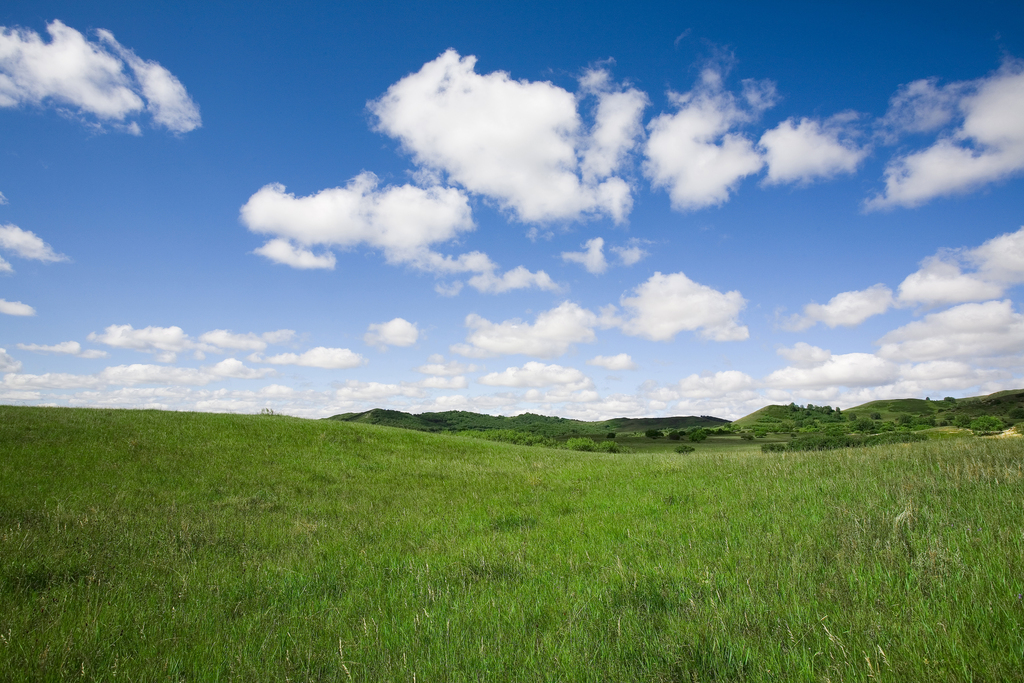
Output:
(2, 1), (1024, 419)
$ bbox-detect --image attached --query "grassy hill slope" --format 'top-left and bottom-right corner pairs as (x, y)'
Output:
(328, 408), (728, 435)
(1, 405), (1022, 681)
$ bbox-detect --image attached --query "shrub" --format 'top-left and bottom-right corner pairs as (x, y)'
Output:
(606, 432), (616, 439)
(674, 444), (695, 454)
(645, 429), (663, 439)
(565, 437), (598, 451)
(667, 431), (681, 440)
(689, 428), (708, 443)
(761, 443), (785, 453)
(970, 416), (1004, 433)
(597, 440), (626, 453)
(787, 434), (862, 452)
(740, 434), (754, 440)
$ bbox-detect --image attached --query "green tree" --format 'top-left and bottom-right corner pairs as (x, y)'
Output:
(689, 428), (708, 443)
(644, 429), (662, 439)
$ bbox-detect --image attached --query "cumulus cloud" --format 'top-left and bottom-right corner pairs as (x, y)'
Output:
(784, 284), (894, 330)
(0, 347), (21, 372)
(16, 341), (107, 358)
(478, 361), (594, 390)
(370, 51), (645, 224)
(413, 375), (468, 390)
(759, 114), (867, 185)
(197, 329), (295, 352)
(896, 226), (1024, 306)
(896, 256), (1002, 306)
(452, 301), (608, 358)
(88, 324), (191, 362)
(3, 359), (269, 390)
(95, 29), (201, 133)
(644, 65), (774, 210)
(0, 20), (200, 132)
(334, 380), (424, 402)
(877, 300), (1024, 362)
(618, 271), (748, 342)
(562, 237), (608, 274)
(258, 347), (367, 369)
(764, 345), (899, 389)
(0, 298), (35, 316)
(365, 318), (419, 349)
(252, 239), (337, 270)
(586, 353), (637, 371)
(0, 224), (67, 265)
(610, 239), (648, 266)
(242, 174), (472, 267)
(868, 60), (1024, 209)
(242, 174), (555, 294)
(416, 355), (480, 376)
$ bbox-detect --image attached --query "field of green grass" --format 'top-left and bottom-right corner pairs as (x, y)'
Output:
(2, 405), (1023, 681)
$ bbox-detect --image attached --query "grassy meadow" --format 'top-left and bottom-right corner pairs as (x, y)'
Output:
(1, 405), (1023, 681)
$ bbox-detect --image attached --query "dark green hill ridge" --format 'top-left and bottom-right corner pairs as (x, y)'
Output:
(733, 388), (1024, 430)
(327, 408), (728, 436)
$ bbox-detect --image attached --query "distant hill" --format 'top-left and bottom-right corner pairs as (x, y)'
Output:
(327, 409), (729, 436)
(734, 388), (1024, 428)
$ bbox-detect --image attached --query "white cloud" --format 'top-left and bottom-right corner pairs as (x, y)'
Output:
(644, 66), (774, 210)
(259, 347), (367, 369)
(3, 359), (269, 390)
(586, 353), (637, 371)
(0, 224), (67, 264)
(610, 239), (648, 266)
(896, 256), (1002, 306)
(0, 20), (199, 132)
(0, 298), (35, 316)
(0, 254), (10, 274)
(561, 237), (607, 274)
(785, 284), (894, 330)
(207, 358), (272, 380)
(197, 329), (294, 352)
(478, 362), (594, 389)
(370, 50), (642, 223)
(96, 30), (201, 134)
(877, 300), (1024, 362)
(878, 78), (965, 140)
(452, 301), (606, 358)
(242, 174), (555, 294)
(675, 370), (758, 398)
(0, 191), (7, 205)
(88, 324), (191, 361)
(868, 60), (1024, 209)
(241, 174), (472, 266)
(896, 227), (1024, 307)
(413, 375), (468, 390)
(618, 271), (748, 342)
(759, 114), (867, 185)
(579, 68), (649, 185)
(0, 347), (21, 372)
(16, 341), (107, 358)
(764, 348), (899, 390)
(776, 342), (833, 368)
(416, 355), (480, 376)
(252, 239), (337, 270)
(334, 380), (424, 402)
(365, 318), (419, 349)
(466, 265), (560, 294)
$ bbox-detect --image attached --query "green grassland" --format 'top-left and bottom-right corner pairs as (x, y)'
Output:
(2, 406), (1023, 680)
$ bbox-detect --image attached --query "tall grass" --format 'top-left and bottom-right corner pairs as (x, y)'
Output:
(1, 406), (1022, 681)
